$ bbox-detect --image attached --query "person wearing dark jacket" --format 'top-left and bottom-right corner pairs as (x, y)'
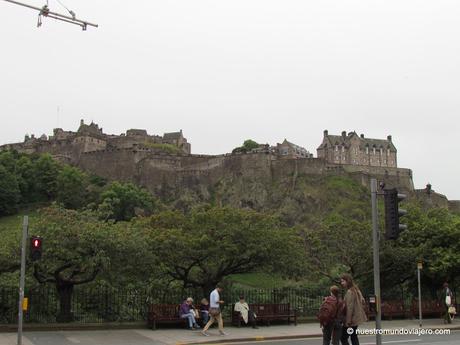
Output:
(200, 298), (210, 325)
(321, 286), (342, 345)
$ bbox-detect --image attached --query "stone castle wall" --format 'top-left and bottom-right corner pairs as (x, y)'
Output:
(74, 149), (415, 195)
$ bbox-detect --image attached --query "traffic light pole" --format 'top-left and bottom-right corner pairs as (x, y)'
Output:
(417, 263), (423, 327)
(371, 179), (382, 345)
(17, 216), (28, 345)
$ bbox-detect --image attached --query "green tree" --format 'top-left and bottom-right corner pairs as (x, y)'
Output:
(33, 154), (61, 200)
(98, 182), (156, 221)
(32, 206), (112, 322)
(300, 213), (373, 282)
(232, 139), (260, 153)
(16, 155), (36, 203)
(147, 207), (300, 294)
(398, 205), (460, 295)
(56, 165), (87, 209)
(0, 165), (20, 216)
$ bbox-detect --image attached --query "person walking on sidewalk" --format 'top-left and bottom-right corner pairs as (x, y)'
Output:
(202, 284), (228, 336)
(340, 274), (367, 345)
(441, 282), (454, 324)
(319, 285), (343, 345)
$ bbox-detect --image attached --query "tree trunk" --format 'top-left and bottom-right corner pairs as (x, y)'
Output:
(56, 282), (74, 322)
(202, 282), (217, 299)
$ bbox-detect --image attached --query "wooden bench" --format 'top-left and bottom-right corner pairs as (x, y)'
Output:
(147, 304), (187, 330)
(363, 301), (376, 320)
(381, 300), (408, 320)
(411, 299), (444, 319)
(232, 303), (297, 327)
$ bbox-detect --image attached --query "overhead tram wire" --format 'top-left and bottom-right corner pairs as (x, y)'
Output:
(2, 0), (98, 30)
(54, 0), (76, 19)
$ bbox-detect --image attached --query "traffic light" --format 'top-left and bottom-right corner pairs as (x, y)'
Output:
(30, 236), (43, 261)
(384, 188), (407, 240)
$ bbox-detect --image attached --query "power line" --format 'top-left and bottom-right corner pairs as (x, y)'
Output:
(2, 0), (98, 30)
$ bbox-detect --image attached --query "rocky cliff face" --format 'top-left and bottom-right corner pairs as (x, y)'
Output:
(74, 149), (417, 218)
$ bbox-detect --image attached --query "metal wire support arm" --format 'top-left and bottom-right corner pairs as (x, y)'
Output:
(2, 0), (98, 30)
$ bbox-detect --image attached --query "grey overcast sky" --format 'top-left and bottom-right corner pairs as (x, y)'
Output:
(1, 0), (459, 199)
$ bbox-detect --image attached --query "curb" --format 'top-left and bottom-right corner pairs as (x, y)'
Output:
(182, 325), (460, 345)
(183, 333), (323, 345)
(0, 322), (146, 333)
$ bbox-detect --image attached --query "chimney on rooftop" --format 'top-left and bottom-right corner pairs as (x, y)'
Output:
(341, 131), (346, 138)
(324, 130), (328, 136)
(387, 135), (392, 141)
(360, 134), (365, 139)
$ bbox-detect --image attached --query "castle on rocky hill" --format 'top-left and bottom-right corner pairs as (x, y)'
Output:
(0, 120), (191, 158)
(0, 121), (397, 169)
(2, 121), (458, 212)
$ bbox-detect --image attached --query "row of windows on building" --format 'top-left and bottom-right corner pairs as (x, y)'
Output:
(334, 155), (394, 165)
(334, 145), (392, 155)
(280, 149), (309, 156)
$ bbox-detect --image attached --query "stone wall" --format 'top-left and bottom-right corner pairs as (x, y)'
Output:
(448, 200), (460, 214)
(414, 189), (450, 209)
(75, 150), (415, 197)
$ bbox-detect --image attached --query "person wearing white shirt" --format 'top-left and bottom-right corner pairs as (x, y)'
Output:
(202, 284), (228, 336)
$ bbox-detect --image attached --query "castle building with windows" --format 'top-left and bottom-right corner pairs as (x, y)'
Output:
(317, 130), (397, 168)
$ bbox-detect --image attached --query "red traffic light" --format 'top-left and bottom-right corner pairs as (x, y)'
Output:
(30, 236), (43, 261)
(32, 238), (41, 248)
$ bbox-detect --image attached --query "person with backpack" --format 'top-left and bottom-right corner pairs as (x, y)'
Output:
(340, 273), (367, 345)
(318, 285), (342, 345)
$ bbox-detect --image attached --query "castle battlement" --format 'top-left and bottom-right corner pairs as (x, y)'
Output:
(0, 119), (191, 157)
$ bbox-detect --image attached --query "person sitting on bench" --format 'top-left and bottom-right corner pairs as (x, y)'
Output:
(179, 297), (200, 330)
(234, 295), (258, 329)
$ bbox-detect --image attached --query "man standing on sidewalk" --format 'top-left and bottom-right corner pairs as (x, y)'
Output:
(202, 284), (228, 336)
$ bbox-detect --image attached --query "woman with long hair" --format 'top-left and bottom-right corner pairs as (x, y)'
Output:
(340, 273), (367, 345)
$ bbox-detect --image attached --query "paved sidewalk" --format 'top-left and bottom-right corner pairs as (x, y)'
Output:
(0, 319), (458, 345)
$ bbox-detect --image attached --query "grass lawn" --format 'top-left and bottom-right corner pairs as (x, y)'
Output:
(0, 209), (39, 236)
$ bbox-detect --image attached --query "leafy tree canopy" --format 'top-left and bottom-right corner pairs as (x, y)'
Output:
(144, 207), (302, 294)
(232, 139), (260, 153)
(97, 182), (158, 221)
